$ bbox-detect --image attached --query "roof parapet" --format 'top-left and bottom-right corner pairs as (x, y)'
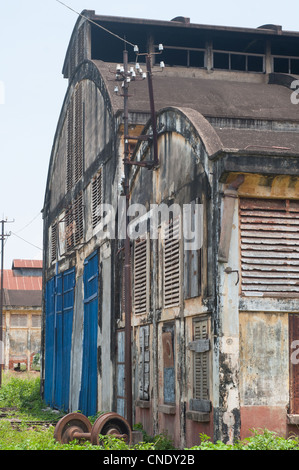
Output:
(171, 16), (190, 24)
(257, 24), (282, 34)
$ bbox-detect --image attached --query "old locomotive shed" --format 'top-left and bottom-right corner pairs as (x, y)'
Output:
(42, 11), (299, 447)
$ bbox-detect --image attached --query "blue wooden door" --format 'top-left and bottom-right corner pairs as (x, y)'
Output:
(61, 269), (75, 409)
(44, 277), (55, 406)
(79, 251), (99, 417)
(54, 273), (63, 408)
(44, 268), (75, 411)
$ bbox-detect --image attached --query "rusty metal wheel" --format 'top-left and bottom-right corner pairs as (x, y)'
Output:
(90, 412), (132, 446)
(54, 413), (92, 444)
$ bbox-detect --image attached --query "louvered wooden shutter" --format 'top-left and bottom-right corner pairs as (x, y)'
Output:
(74, 84), (83, 184)
(91, 169), (103, 229)
(66, 104), (73, 193)
(193, 318), (209, 401)
(289, 314), (299, 414)
(66, 84), (84, 193)
(65, 205), (74, 251)
(240, 198), (299, 297)
(163, 218), (181, 308)
(139, 326), (150, 400)
(65, 193), (83, 251)
(51, 222), (57, 263)
(74, 192), (83, 246)
(134, 238), (149, 315)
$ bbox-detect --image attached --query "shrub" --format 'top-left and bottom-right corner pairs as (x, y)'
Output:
(187, 429), (299, 451)
(134, 423), (175, 450)
(1, 375), (299, 450)
(235, 429), (299, 451)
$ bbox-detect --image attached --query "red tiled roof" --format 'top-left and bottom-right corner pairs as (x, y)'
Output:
(0, 270), (42, 291)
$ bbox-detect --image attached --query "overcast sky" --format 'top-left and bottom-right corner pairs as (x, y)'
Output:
(0, 0), (298, 268)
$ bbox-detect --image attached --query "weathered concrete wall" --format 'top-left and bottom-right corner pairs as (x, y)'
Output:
(130, 107), (214, 448)
(240, 312), (289, 407)
(43, 52), (299, 445)
(239, 312), (289, 438)
(215, 195), (241, 444)
(3, 309), (41, 370)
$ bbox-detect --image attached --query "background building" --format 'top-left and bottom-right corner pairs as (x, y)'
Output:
(2, 259), (42, 371)
(42, 12), (299, 446)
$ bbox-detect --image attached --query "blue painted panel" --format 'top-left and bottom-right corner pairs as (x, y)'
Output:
(79, 251), (99, 417)
(44, 278), (55, 406)
(164, 368), (175, 404)
(44, 268), (75, 412)
(61, 269), (75, 410)
(54, 274), (63, 409)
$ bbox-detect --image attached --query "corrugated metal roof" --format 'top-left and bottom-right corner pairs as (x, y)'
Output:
(0, 260), (42, 292)
(12, 259), (43, 269)
(0, 271), (42, 291)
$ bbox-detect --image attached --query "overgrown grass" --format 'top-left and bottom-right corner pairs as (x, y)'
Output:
(187, 430), (299, 451)
(1, 373), (299, 450)
(0, 372), (63, 422)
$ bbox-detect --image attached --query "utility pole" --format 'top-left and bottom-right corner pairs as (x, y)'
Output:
(122, 48), (133, 430)
(0, 219), (13, 388)
(115, 46), (164, 428)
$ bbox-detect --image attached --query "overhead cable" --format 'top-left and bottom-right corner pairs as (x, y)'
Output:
(11, 232), (42, 251)
(55, 0), (136, 48)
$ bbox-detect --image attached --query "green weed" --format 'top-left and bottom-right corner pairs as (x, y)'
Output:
(1, 374), (299, 450)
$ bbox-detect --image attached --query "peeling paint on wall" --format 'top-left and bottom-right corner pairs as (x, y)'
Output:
(239, 312), (289, 407)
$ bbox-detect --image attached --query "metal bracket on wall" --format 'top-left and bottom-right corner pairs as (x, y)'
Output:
(224, 267), (240, 285)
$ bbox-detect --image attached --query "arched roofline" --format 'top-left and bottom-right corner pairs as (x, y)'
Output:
(43, 60), (114, 211)
(133, 106), (223, 162)
(162, 106), (223, 158)
(62, 10), (95, 78)
(129, 106), (223, 191)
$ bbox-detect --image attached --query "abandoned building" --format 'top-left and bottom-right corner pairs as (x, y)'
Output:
(1, 259), (42, 371)
(42, 11), (299, 447)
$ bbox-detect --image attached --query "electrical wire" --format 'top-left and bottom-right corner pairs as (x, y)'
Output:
(55, 0), (137, 49)
(15, 211), (41, 234)
(10, 232), (42, 251)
